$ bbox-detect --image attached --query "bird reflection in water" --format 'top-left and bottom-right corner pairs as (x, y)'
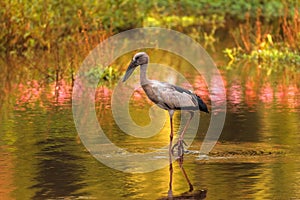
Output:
(164, 152), (207, 200)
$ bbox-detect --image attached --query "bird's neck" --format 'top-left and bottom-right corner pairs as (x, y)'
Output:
(140, 63), (150, 85)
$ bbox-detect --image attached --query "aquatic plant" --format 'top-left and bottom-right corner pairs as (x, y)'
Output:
(224, 34), (300, 75)
(223, 2), (300, 75)
(84, 65), (120, 84)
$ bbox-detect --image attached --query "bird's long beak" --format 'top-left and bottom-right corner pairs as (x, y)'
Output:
(122, 60), (138, 82)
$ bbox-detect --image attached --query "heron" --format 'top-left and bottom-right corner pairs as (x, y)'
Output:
(122, 52), (209, 155)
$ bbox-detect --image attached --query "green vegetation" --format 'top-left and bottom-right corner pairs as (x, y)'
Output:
(84, 65), (120, 85)
(223, 2), (300, 76)
(224, 34), (300, 74)
(0, 0), (299, 93)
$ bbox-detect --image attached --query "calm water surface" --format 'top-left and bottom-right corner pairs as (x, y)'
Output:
(1, 64), (300, 199)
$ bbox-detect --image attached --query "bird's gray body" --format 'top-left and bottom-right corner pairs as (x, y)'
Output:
(142, 80), (207, 112)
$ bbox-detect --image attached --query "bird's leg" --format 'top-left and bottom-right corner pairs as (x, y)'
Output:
(168, 110), (175, 198)
(178, 155), (193, 192)
(168, 110), (174, 156)
(168, 150), (174, 198)
(172, 111), (194, 156)
(179, 111), (194, 141)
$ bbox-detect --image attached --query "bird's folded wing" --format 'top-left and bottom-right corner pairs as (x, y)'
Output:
(153, 83), (198, 110)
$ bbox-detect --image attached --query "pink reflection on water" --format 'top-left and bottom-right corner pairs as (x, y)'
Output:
(225, 78), (299, 112)
(189, 74), (226, 115)
(95, 86), (113, 110)
(228, 80), (242, 105)
(286, 85), (299, 109)
(203, 74), (226, 112)
(273, 83), (300, 110)
(259, 83), (273, 104)
(245, 80), (257, 110)
(132, 87), (146, 100)
(17, 80), (41, 105)
(227, 80), (243, 113)
(49, 80), (72, 105)
(13, 76), (300, 112)
(15, 80), (72, 109)
(194, 75), (209, 100)
(275, 84), (285, 104)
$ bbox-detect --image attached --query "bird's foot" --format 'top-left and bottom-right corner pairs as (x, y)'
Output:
(171, 139), (187, 157)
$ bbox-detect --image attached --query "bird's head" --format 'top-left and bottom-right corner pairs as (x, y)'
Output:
(122, 52), (149, 82)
